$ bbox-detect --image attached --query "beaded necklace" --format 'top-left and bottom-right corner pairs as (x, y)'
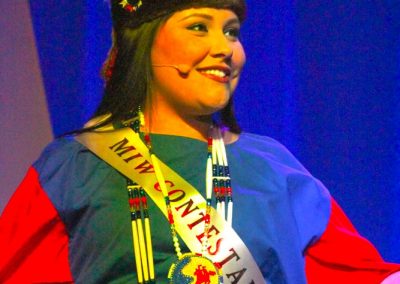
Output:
(125, 117), (155, 283)
(124, 114), (233, 283)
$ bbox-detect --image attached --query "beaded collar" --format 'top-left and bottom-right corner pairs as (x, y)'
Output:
(122, 114), (233, 283)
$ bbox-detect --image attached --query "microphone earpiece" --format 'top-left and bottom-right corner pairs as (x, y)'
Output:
(152, 64), (191, 75)
(174, 64), (191, 75)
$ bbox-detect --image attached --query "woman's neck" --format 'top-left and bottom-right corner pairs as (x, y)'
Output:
(142, 109), (212, 142)
(142, 102), (239, 144)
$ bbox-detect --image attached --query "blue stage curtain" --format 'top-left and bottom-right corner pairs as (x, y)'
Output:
(30, 0), (400, 262)
(29, 1), (110, 136)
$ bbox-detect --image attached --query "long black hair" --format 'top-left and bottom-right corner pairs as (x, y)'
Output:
(94, 17), (165, 125)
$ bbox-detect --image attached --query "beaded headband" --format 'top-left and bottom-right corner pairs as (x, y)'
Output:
(111, 0), (246, 31)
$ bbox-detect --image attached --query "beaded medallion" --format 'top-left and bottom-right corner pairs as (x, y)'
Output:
(168, 253), (223, 284)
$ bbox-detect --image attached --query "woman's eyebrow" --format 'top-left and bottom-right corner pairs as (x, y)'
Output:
(178, 13), (240, 26)
(178, 13), (213, 22)
(225, 18), (240, 26)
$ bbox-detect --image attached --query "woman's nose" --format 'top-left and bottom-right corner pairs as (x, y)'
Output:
(209, 33), (233, 59)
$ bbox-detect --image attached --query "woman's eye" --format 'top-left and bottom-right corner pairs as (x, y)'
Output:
(224, 27), (240, 40)
(187, 23), (208, 32)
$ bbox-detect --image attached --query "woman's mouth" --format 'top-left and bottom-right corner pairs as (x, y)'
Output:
(198, 67), (231, 83)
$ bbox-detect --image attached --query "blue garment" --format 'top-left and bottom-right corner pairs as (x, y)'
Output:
(33, 132), (331, 283)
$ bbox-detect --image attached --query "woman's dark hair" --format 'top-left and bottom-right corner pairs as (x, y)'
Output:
(88, 13), (241, 133)
(94, 16), (166, 125)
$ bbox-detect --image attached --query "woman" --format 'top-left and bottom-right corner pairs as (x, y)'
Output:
(0, 0), (399, 283)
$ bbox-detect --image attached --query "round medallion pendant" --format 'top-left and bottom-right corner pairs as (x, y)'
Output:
(168, 253), (223, 284)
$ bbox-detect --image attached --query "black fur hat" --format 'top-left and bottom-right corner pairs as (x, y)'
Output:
(111, 0), (246, 30)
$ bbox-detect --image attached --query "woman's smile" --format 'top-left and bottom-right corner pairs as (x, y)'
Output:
(197, 65), (232, 83)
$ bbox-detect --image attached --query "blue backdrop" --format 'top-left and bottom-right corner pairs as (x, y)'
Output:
(29, 0), (400, 262)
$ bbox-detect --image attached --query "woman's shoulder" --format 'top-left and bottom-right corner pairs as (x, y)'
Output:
(234, 132), (308, 173)
(235, 133), (331, 248)
(32, 136), (103, 182)
(33, 137), (85, 169)
(40, 136), (84, 154)
(237, 132), (290, 149)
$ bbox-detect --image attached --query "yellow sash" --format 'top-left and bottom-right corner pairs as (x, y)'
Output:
(76, 126), (265, 283)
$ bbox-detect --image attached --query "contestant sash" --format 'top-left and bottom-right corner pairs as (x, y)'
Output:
(76, 126), (265, 283)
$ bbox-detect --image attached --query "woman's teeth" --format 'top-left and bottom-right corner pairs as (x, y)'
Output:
(200, 69), (227, 78)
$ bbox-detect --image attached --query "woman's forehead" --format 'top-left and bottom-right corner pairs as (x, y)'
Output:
(164, 8), (240, 25)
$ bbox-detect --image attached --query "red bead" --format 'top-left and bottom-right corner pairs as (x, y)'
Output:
(134, 197), (140, 209)
(168, 212), (174, 224)
(126, 5), (134, 12)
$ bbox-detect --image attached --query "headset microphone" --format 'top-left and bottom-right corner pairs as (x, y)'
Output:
(152, 64), (191, 75)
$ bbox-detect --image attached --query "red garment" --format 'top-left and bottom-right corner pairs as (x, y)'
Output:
(0, 167), (73, 284)
(305, 198), (400, 283)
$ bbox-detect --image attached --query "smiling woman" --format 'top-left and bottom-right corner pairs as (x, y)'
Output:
(0, 0), (400, 283)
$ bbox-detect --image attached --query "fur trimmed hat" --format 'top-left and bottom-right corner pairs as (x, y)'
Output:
(111, 0), (246, 30)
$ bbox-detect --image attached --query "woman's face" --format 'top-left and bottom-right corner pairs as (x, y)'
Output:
(150, 8), (246, 118)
